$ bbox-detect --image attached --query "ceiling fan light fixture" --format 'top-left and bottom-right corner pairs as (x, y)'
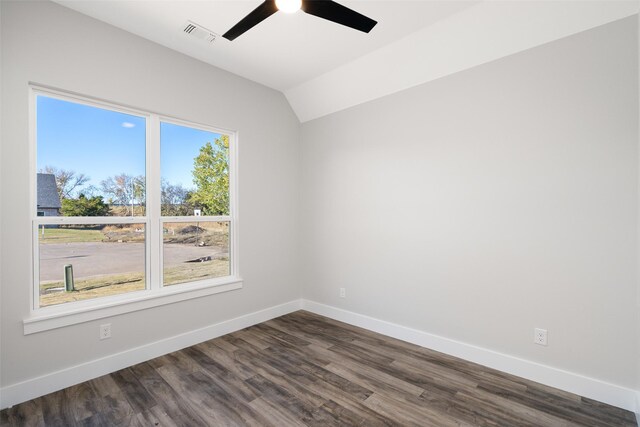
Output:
(275, 0), (302, 13)
(222, 0), (377, 41)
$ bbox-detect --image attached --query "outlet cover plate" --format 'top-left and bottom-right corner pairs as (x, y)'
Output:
(100, 323), (112, 340)
(534, 328), (547, 346)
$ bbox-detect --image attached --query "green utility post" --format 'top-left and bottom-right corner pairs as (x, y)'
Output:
(64, 264), (75, 292)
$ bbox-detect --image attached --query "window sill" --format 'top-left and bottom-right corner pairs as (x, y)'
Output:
(23, 278), (243, 335)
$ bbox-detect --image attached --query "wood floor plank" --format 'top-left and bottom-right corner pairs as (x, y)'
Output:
(187, 371), (265, 426)
(248, 397), (308, 427)
(456, 388), (583, 427)
(182, 346), (260, 404)
(245, 374), (324, 423)
(129, 361), (209, 427)
(1, 311), (635, 427)
(264, 335), (334, 368)
(0, 399), (45, 427)
(245, 374), (360, 427)
(318, 399), (398, 427)
(87, 374), (122, 398)
(327, 341), (396, 368)
(251, 323), (312, 347)
(155, 365), (237, 425)
(265, 318), (337, 349)
(252, 334), (400, 427)
(233, 328), (273, 350)
(353, 338), (480, 390)
(578, 397), (638, 426)
(283, 356), (373, 401)
(364, 392), (466, 427)
(192, 340), (256, 380)
(281, 312), (358, 343)
(274, 367), (400, 427)
(232, 348), (328, 408)
(110, 368), (158, 414)
(87, 392), (136, 426)
(478, 381), (630, 427)
(64, 382), (102, 423)
(155, 362), (209, 406)
(324, 361), (425, 398)
(135, 406), (179, 427)
(39, 391), (76, 427)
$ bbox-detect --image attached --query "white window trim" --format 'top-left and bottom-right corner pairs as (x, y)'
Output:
(24, 84), (242, 334)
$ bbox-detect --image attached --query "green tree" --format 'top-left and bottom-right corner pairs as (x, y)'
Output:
(188, 135), (229, 215)
(61, 194), (110, 217)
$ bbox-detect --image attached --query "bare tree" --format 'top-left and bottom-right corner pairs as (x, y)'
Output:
(101, 173), (145, 216)
(161, 179), (191, 216)
(40, 166), (90, 199)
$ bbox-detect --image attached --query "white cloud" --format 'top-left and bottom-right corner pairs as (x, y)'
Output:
(122, 122), (135, 128)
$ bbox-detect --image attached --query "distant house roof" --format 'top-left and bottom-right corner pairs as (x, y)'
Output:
(37, 173), (62, 209)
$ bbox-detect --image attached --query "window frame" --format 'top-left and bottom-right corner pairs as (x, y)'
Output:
(158, 115), (238, 288)
(26, 85), (241, 333)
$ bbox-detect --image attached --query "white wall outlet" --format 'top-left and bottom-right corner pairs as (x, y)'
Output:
(339, 288), (346, 298)
(100, 323), (112, 340)
(534, 328), (547, 346)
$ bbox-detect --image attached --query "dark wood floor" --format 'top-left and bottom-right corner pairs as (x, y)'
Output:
(1, 311), (636, 426)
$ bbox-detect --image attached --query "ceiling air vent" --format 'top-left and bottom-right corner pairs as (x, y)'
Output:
(182, 21), (218, 43)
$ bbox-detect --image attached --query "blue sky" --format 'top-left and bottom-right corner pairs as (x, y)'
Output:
(161, 122), (221, 190)
(37, 96), (221, 195)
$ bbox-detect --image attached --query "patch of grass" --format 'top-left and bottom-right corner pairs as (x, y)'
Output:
(39, 259), (230, 306)
(40, 272), (145, 307)
(38, 225), (146, 244)
(163, 259), (230, 286)
(38, 227), (105, 244)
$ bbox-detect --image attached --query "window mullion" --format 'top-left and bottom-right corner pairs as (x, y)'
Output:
(147, 115), (162, 291)
(229, 132), (239, 279)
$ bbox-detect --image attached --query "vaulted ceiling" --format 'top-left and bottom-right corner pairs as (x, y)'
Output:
(54, 0), (638, 122)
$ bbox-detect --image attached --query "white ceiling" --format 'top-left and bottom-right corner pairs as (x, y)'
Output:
(53, 0), (479, 91)
(53, 0), (638, 122)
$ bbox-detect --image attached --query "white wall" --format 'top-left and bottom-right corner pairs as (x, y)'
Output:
(0, 0), (300, 390)
(286, 0), (639, 122)
(2, 0), (639, 411)
(301, 16), (639, 389)
(637, 11), (640, 404)
(0, 0), (3, 402)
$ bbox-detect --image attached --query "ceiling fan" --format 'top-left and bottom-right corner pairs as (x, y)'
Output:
(223, 0), (377, 41)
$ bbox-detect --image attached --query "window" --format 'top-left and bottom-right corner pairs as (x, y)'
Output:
(31, 87), (238, 317)
(160, 122), (232, 287)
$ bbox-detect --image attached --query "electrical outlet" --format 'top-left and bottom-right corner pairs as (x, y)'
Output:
(100, 323), (111, 340)
(339, 288), (346, 298)
(534, 328), (547, 346)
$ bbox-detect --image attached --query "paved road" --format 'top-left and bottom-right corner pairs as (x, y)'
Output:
(39, 242), (227, 281)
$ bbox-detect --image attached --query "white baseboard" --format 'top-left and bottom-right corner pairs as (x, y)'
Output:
(0, 299), (302, 410)
(301, 299), (638, 413)
(3, 298), (637, 414)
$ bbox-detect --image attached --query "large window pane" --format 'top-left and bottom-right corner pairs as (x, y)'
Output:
(38, 224), (146, 307)
(163, 221), (230, 286)
(160, 122), (229, 216)
(36, 95), (146, 217)
(32, 88), (238, 312)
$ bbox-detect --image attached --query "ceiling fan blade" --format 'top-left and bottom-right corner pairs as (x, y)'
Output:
(223, 0), (279, 41)
(301, 0), (377, 33)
